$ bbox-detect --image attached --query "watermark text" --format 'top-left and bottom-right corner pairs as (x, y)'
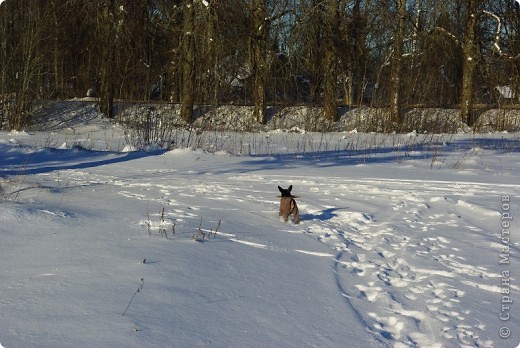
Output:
(499, 195), (513, 339)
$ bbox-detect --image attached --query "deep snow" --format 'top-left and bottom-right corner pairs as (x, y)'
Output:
(0, 108), (519, 347)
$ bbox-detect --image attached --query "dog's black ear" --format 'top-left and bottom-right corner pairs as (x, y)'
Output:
(278, 186), (284, 193)
(288, 185), (293, 192)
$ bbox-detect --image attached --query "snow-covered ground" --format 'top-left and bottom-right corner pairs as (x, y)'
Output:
(1, 108), (519, 347)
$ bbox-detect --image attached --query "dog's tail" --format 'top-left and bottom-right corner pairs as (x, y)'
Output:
(291, 199), (300, 224)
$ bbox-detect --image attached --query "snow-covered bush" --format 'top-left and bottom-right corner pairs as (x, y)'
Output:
(118, 104), (185, 149)
(267, 106), (335, 132)
(401, 108), (470, 134)
(339, 106), (393, 132)
(475, 109), (520, 132)
(192, 105), (256, 131)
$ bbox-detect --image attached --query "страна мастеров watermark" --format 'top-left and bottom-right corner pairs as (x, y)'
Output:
(499, 195), (513, 340)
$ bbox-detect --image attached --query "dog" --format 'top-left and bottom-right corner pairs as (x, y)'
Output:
(278, 185), (300, 224)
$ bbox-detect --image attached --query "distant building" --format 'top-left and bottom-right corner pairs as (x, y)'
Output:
(495, 86), (517, 101)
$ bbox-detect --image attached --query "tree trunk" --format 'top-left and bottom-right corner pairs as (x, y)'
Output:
(307, 0), (321, 106)
(51, 0), (62, 98)
(249, 0), (268, 125)
(323, 0), (338, 122)
(460, 0), (478, 126)
(389, 0), (406, 126)
(0, 3), (8, 128)
(99, 0), (116, 118)
(350, 0), (364, 105)
(10, 0), (45, 130)
(180, 0), (195, 124)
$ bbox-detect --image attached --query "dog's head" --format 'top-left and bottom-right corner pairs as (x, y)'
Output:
(278, 185), (295, 198)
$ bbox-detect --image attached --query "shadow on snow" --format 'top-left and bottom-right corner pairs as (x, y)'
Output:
(220, 136), (520, 173)
(0, 145), (166, 178)
(2, 136), (520, 178)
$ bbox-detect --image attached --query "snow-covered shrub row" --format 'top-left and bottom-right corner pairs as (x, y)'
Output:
(114, 104), (455, 133)
(21, 100), (520, 134)
(118, 103), (520, 134)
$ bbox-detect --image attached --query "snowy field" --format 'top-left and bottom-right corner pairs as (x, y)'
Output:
(1, 109), (519, 347)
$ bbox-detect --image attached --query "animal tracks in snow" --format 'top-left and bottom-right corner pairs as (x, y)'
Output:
(297, 177), (514, 347)
(31, 169), (518, 347)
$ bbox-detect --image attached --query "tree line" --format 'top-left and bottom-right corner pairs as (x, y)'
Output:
(0, 0), (519, 131)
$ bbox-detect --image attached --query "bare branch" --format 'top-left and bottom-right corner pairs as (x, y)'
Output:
(433, 27), (461, 47)
(482, 10), (503, 56)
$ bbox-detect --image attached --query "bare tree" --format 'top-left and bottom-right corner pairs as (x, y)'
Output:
(0, 0), (49, 130)
(389, 0), (407, 126)
(322, 0), (339, 121)
(249, 0), (269, 124)
(340, 0), (368, 106)
(460, 0), (479, 125)
(1, 0), (519, 133)
(179, 0), (196, 123)
(0, 0), (10, 128)
(97, 0), (124, 118)
(289, 0), (323, 105)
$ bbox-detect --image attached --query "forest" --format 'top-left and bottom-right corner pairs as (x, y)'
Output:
(0, 0), (519, 131)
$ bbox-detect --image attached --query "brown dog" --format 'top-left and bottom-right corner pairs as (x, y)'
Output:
(278, 185), (300, 224)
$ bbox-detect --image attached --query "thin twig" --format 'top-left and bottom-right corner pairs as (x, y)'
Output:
(147, 208), (151, 238)
(122, 278), (144, 316)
